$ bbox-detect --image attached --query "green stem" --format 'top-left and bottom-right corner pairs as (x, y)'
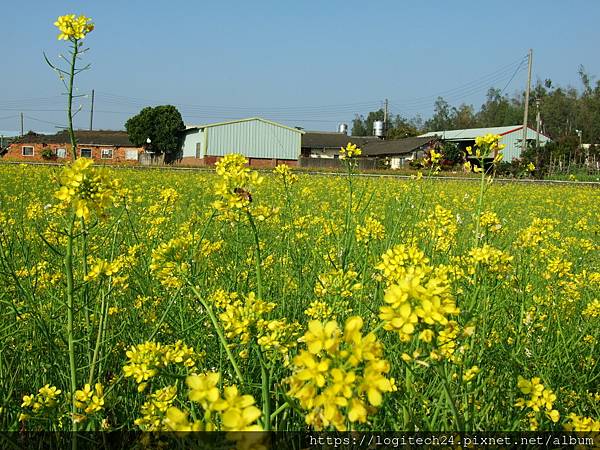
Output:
(473, 160), (486, 247)
(67, 39), (79, 161)
(246, 211), (263, 300)
(341, 162), (354, 269)
(64, 217), (77, 430)
(257, 348), (271, 430)
(88, 288), (106, 386)
(270, 402), (289, 421)
(438, 365), (463, 430)
(188, 283), (245, 385)
(80, 218), (91, 366)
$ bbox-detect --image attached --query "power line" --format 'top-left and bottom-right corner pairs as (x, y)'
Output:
(0, 55), (532, 127)
(24, 115), (67, 128)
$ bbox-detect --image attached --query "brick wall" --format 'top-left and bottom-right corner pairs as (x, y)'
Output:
(4, 142), (143, 164)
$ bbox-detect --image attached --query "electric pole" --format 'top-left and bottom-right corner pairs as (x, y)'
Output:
(521, 49), (533, 154)
(535, 99), (541, 151)
(20, 112), (24, 137)
(89, 89), (95, 131)
(383, 98), (388, 138)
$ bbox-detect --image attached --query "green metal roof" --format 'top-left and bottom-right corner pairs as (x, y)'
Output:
(185, 117), (304, 134)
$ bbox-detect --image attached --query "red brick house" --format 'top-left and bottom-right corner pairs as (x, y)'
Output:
(4, 130), (144, 164)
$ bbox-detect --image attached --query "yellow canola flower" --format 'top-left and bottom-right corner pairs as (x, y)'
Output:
(339, 142), (362, 159)
(303, 320), (340, 355)
(212, 386), (263, 431)
(54, 14), (94, 40)
(287, 316), (396, 431)
(186, 372), (221, 410)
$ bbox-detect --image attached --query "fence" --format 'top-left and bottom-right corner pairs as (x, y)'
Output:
(138, 153), (166, 166)
(298, 156), (382, 170)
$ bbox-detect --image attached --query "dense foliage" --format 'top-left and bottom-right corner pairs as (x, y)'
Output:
(125, 105), (184, 156)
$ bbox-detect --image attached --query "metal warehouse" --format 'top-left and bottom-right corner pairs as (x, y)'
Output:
(420, 125), (551, 161)
(181, 117), (304, 167)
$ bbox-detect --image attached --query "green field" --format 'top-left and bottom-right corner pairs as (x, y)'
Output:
(0, 159), (598, 434)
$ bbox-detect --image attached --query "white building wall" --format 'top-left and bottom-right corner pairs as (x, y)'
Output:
(182, 129), (203, 158)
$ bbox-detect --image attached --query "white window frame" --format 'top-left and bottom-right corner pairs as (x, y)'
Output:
(22, 146), (34, 157)
(56, 148), (66, 158)
(101, 148), (113, 159)
(80, 148), (92, 158)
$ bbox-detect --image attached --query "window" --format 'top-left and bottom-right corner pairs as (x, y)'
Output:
(22, 146), (34, 156)
(80, 148), (92, 158)
(125, 149), (138, 160)
(101, 148), (113, 159)
(56, 148), (66, 158)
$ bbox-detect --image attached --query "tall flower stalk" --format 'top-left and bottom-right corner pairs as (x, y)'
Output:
(464, 134), (505, 247)
(45, 14), (94, 160)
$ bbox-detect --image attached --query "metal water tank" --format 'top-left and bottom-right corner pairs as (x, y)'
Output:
(338, 123), (348, 135)
(373, 120), (384, 137)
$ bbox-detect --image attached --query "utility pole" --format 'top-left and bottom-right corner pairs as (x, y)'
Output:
(535, 98), (541, 170)
(535, 99), (541, 150)
(20, 112), (24, 137)
(521, 49), (533, 154)
(89, 89), (95, 131)
(383, 98), (388, 138)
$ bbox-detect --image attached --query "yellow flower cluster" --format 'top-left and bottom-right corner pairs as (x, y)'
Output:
(256, 318), (302, 364)
(15, 261), (61, 290)
(515, 376), (560, 428)
(467, 134), (506, 160)
(462, 365), (480, 382)
(479, 210), (502, 234)
(149, 236), (190, 289)
(84, 257), (122, 281)
(219, 292), (276, 345)
(582, 299), (600, 318)
(287, 317), (396, 430)
(375, 243), (430, 284)
(54, 14), (94, 40)
(164, 372), (262, 432)
(213, 153), (264, 217)
(314, 266), (362, 299)
(339, 142), (362, 159)
(355, 216), (385, 244)
(304, 300), (334, 321)
(20, 384), (62, 421)
(273, 163), (298, 185)
(54, 158), (121, 221)
(563, 413), (600, 431)
(74, 383), (104, 415)
(135, 385), (178, 430)
(514, 218), (560, 249)
(123, 341), (199, 391)
(419, 205), (457, 252)
(465, 244), (513, 280)
(380, 271), (459, 343)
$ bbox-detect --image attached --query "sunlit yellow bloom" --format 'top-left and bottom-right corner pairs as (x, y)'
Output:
(54, 14), (94, 41)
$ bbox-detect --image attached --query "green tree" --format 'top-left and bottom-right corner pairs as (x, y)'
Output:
(351, 114), (368, 136)
(352, 110), (421, 138)
(125, 105), (184, 156)
(476, 88), (523, 127)
(424, 97), (453, 131)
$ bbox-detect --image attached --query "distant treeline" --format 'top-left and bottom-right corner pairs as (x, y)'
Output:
(352, 66), (600, 146)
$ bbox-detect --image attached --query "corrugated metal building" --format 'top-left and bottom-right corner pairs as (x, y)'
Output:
(420, 125), (551, 161)
(181, 117), (304, 167)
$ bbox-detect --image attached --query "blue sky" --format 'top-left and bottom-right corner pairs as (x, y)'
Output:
(2, 0), (599, 135)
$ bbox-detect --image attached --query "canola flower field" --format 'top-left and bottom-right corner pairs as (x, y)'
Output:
(0, 149), (599, 435)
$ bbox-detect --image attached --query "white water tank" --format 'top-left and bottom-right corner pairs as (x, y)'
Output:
(338, 123), (348, 135)
(373, 120), (384, 137)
